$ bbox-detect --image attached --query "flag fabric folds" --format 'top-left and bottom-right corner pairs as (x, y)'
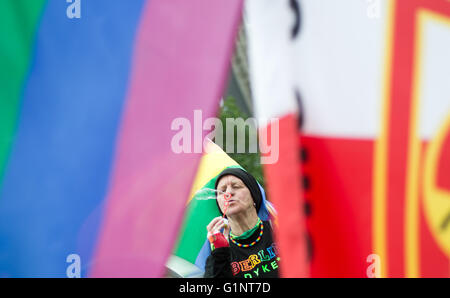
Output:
(0, 0), (243, 277)
(246, 0), (450, 277)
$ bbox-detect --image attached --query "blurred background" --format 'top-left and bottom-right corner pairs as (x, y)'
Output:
(0, 0), (448, 277)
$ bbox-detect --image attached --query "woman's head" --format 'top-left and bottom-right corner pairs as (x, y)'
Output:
(214, 168), (262, 217)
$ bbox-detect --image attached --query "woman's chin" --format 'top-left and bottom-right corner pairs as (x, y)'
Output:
(225, 207), (243, 217)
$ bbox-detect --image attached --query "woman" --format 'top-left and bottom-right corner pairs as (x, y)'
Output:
(204, 168), (279, 278)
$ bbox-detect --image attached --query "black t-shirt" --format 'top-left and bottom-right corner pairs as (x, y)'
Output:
(204, 220), (280, 278)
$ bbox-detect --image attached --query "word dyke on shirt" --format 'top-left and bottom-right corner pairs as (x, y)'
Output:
(231, 243), (279, 278)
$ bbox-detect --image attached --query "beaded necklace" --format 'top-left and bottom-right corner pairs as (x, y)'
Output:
(230, 220), (264, 248)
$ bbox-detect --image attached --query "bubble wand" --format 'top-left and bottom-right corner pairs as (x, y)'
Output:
(221, 193), (231, 228)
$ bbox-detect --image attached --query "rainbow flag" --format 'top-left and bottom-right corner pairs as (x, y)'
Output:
(0, 0), (243, 277)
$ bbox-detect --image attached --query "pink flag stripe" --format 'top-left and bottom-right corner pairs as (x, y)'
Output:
(90, 0), (243, 277)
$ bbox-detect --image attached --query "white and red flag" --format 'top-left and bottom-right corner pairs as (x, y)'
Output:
(246, 0), (450, 277)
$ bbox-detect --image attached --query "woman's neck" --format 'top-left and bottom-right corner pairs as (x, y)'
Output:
(228, 209), (259, 236)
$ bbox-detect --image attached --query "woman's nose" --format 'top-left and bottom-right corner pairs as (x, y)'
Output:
(225, 186), (234, 195)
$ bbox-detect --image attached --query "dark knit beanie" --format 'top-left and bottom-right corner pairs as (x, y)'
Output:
(214, 168), (262, 215)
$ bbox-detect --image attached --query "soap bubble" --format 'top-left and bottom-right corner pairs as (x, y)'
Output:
(194, 188), (228, 201)
(193, 188), (232, 217)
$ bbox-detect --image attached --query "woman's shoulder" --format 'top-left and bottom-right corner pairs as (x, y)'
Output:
(262, 219), (273, 230)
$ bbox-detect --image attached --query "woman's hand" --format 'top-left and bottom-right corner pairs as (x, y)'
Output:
(206, 217), (230, 248)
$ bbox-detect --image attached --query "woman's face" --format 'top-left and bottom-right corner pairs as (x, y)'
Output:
(216, 175), (254, 216)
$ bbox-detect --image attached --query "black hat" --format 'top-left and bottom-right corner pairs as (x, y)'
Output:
(214, 168), (262, 215)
